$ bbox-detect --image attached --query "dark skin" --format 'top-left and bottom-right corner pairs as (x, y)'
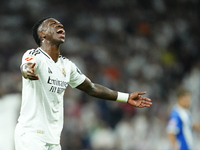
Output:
(21, 18), (152, 108)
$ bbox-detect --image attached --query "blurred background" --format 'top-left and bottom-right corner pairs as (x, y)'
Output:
(1, 0), (200, 149)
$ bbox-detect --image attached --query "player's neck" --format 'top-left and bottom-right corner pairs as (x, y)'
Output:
(41, 43), (60, 63)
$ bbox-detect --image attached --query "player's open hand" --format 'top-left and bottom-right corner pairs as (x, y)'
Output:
(128, 92), (152, 108)
(21, 63), (39, 80)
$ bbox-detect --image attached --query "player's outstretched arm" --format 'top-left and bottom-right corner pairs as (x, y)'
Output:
(20, 63), (39, 80)
(77, 78), (152, 108)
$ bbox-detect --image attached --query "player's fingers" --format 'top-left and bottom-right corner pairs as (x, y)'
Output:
(27, 63), (36, 73)
(142, 104), (151, 107)
(141, 97), (152, 101)
(141, 100), (152, 106)
(138, 96), (151, 101)
(26, 71), (39, 79)
(30, 63), (36, 68)
(27, 69), (33, 74)
(27, 67), (36, 74)
(137, 91), (146, 96)
(140, 102), (152, 107)
(29, 77), (39, 80)
(143, 101), (152, 105)
(27, 74), (39, 80)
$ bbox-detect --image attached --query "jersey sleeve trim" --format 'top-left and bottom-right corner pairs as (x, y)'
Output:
(69, 75), (86, 88)
(68, 60), (86, 88)
(166, 109), (181, 134)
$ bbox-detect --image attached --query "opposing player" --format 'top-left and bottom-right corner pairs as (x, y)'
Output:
(166, 88), (200, 150)
(15, 17), (152, 150)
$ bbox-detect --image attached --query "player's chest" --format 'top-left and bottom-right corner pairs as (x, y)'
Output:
(38, 60), (70, 91)
(179, 111), (192, 128)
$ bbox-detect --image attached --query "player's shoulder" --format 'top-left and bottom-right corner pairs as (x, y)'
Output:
(24, 48), (52, 61)
(170, 108), (180, 119)
(58, 55), (70, 62)
(25, 48), (41, 56)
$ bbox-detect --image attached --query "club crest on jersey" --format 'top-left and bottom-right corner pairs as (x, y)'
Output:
(62, 68), (66, 77)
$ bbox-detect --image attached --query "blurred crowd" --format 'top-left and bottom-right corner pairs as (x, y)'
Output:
(1, 0), (200, 149)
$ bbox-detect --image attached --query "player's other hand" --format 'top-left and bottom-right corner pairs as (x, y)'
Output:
(21, 63), (39, 80)
(128, 92), (152, 108)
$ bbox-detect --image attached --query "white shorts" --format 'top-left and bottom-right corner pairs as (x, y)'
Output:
(15, 125), (61, 150)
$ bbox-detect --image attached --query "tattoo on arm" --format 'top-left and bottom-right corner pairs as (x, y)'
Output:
(77, 78), (117, 101)
(91, 84), (117, 100)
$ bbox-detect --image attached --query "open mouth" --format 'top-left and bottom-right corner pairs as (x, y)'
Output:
(57, 29), (65, 37)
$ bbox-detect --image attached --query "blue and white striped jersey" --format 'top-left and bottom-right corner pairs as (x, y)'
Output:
(167, 105), (193, 150)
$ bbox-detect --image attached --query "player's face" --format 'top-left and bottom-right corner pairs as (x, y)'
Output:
(178, 93), (191, 109)
(41, 18), (65, 44)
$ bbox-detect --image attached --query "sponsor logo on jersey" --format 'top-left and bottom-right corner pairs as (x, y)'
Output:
(62, 68), (66, 77)
(47, 76), (68, 88)
(47, 76), (68, 94)
(25, 55), (34, 61)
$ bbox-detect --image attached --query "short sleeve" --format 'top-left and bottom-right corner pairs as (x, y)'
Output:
(21, 49), (39, 69)
(166, 110), (181, 134)
(69, 61), (86, 88)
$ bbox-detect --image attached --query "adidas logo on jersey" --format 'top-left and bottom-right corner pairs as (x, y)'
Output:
(48, 67), (53, 74)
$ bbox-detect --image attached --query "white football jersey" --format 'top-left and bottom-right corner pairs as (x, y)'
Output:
(17, 47), (86, 144)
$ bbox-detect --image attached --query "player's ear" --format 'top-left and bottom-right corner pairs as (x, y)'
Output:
(39, 31), (46, 38)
